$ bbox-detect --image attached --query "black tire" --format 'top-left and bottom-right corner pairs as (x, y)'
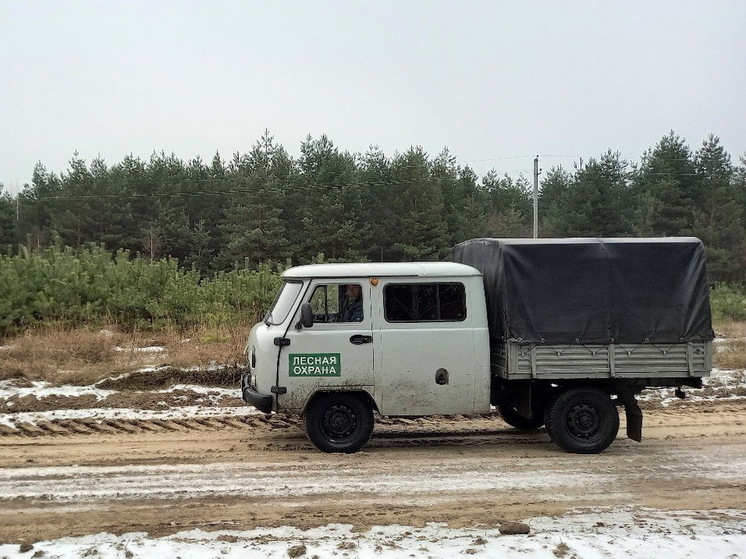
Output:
(306, 392), (374, 453)
(544, 388), (620, 454)
(497, 403), (545, 430)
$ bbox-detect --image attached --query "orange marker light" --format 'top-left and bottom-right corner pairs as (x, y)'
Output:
(370, 278), (379, 286)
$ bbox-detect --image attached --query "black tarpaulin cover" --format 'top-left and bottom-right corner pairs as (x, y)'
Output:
(452, 238), (714, 345)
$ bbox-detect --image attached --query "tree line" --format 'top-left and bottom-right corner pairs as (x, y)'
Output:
(1, 130), (745, 282)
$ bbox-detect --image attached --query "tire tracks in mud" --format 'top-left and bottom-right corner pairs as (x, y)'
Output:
(1, 399), (744, 451)
(0, 413), (547, 450)
(0, 409), (483, 437)
(0, 416), (276, 438)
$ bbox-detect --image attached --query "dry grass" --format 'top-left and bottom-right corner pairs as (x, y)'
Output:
(713, 320), (746, 370)
(714, 320), (746, 340)
(166, 325), (249, 370)
(3, 320), (745, 387)
(0, 324), (250, 385)
(714, 339), (746, 369)
(96, 367), (244, 390)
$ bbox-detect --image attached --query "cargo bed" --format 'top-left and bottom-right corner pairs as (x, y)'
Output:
(492, 340), (712, 381)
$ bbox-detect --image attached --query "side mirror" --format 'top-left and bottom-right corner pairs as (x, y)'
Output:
(300, 303), (314, 328)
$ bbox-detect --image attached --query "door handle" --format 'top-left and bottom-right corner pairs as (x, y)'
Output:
(349, 334), (373, 345)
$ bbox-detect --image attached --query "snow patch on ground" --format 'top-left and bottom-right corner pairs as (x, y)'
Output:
(0, 508), (743, 559)
(0, 378), (237, 401)
(0, 362), (743, 429)
(639, 367), (746, 406)
(0, 367), (252, 428)
(156, 384), (237, 397)
(2, 367), (742, 407)
(0, 460), (622, 503)
(4, 447), (742, 504)
(114, 346), (166, 353)
(0, 404), (260, 429)
(0, 380), (118, 401)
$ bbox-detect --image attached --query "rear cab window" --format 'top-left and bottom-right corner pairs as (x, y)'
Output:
(384, 282), (466, 322)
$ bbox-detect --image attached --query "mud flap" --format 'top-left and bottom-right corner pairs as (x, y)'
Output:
(614, 382), (642, 442)
(515, 381), (532, 418)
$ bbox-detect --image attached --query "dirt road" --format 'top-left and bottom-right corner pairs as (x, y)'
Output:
(1, 399), (745, 544)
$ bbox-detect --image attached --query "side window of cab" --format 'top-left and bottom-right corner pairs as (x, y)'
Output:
(308, 283), (364, 323)
(384, 282), (466, 322)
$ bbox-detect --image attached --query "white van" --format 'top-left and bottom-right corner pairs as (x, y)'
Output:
(242, 239), (713, 455)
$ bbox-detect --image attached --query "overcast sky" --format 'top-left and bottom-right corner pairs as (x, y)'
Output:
(1, 1), (744, 195)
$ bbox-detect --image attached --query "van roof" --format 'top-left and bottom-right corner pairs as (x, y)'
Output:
(282, 262), (480, 279)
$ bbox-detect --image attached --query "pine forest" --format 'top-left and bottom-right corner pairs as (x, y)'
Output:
(1, 131), (745, 333)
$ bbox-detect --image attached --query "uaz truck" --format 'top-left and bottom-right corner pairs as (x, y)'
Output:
(241, 238), (713, 454)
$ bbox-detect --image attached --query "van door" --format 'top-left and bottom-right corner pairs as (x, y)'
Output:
(375, 279), (478, 416)
(279, 280), (375, 410)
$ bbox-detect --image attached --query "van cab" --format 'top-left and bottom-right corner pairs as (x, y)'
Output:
(241, 262), (491, 452)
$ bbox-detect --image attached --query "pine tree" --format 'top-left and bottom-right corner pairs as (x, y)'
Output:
(692, 135), (745, 282)
(358, 146), (397, 260)
(484, 171), (533, 237)
(109, 154), (153, 253)
(432, 148), (488, 249)
(386, 147), (447, 261)
(17, 163), (62, 248)
(0, 185), (16, 248)
(293, 135), (368, 262)
(735, 153), (746, 230)
(632, 132), (699, 236)
(542, 152), (634, 237)
(221, 132), (294, 267)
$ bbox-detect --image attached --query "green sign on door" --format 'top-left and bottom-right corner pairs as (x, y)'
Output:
(289, 353), (342, 377)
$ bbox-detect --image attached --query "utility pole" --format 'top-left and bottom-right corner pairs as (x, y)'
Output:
(533, 156), (540, 238)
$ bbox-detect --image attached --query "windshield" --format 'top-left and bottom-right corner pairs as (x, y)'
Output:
(265, 280), (303, 325)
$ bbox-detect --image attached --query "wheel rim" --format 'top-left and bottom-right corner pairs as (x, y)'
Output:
(566, 403), (600, 438)
(322, 403), (358, 441)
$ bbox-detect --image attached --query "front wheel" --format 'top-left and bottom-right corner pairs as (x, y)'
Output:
(545, 388), (619, 454)
(306, 393), (374, 453)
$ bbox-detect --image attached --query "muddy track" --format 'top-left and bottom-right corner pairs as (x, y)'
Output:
(2, 398), (744, 440)
(0, 415), (281, 437)
(1, 399), (745, 543)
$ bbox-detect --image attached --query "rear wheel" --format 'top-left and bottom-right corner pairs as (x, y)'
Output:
(306, 393), (374, 453)
(497, 403), (545, 430)
(545, 388), (619, 454)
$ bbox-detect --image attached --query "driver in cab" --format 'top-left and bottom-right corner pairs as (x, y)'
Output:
(341, 284), (363, 322)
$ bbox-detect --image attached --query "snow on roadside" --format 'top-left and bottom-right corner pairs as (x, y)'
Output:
(0, 404), (261, 429)
(114, 346), (166, 353)
(639, 367), (746, 406)
(0, 364), (743, 429)
(156, 384), (238, 398)
(0, 461), (622, 503)
(0, 378), (238, 402)
(2, 367), (742, 406)
(0, 369), (254, 428)
(0, 380), (118, 401)
(0, 508), (743, 559)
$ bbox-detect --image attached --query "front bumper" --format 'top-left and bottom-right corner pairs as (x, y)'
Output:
(241, 372), (273, 414)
